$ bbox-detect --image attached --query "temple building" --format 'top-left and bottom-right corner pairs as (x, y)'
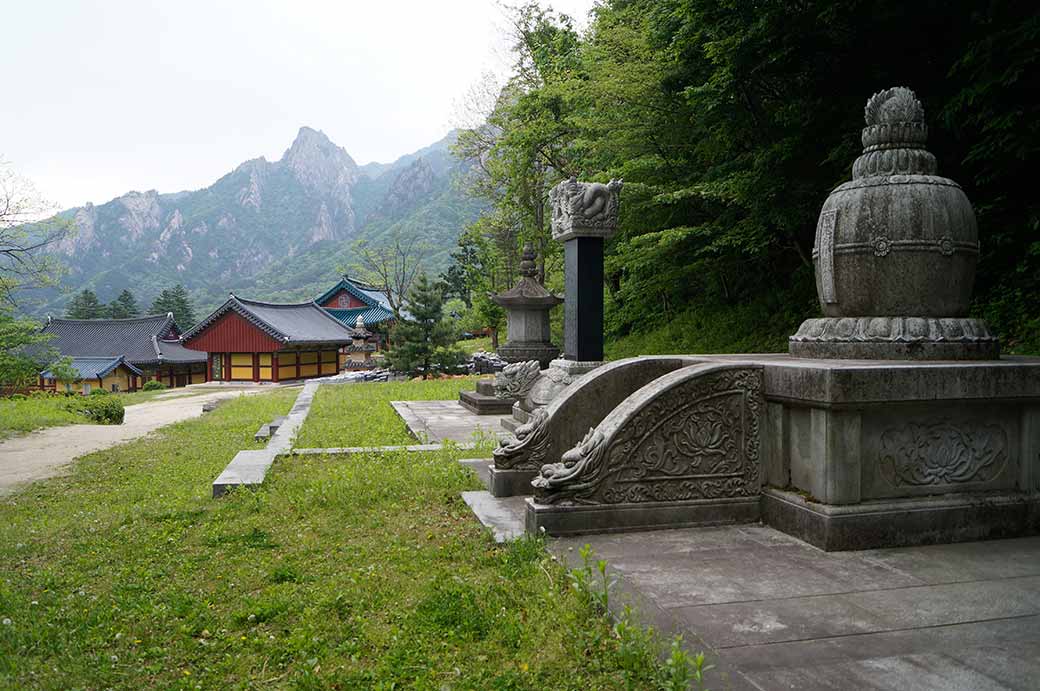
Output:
(39, 356), (144, 395)
(315, 276), (396, 351)
(39, 313), (206, 390)
(181, 295), (356, 382)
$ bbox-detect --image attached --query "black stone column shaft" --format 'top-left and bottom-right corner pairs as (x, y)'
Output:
(564, 236), (604, 361)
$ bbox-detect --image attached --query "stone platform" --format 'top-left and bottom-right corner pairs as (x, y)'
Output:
(460, 482), (1040, 690)
(458, 379), (516, 415)
(391, 400), (512, 443)
(519, 353), (1040, 548)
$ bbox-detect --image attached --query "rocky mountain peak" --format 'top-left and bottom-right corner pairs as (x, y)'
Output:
(281, 126), (358, 213)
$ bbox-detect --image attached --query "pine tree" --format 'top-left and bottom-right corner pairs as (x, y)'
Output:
(106, 289), (141, 319)
(65, 289), (104, 319)
(169, 284), (197, 328)
(151, 284), (196, 329)
(387, 274), (464, 378)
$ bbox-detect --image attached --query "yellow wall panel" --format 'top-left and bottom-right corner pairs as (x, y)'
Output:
(321, 350), (337, 363)
(278, 366), (296, 379)
(300, 352), (318, 364)
(231, 353), (252, 367)
(280, 352), (297, 365)
(258, 367), (273, 380)
(258, 354), (272, 366)
(299, 363), (318, 377)
(231, 366), (253, 379)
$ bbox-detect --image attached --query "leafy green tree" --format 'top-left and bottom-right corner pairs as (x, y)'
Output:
(151, 284), (197, 329)
(65, 289), (104, 319)
(387, 274), (464, 378)
(0, 308), (57, 386)
(0, 161), (70, 306)
(106, 289), (140, 319)
(457, 0), (1039, 354)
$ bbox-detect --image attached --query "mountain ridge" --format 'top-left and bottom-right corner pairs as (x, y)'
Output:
(29, 127), (478, 319)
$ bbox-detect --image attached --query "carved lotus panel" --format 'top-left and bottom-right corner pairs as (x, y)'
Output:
(534, 367), (762, 505)
(879, 420), (1008, 487)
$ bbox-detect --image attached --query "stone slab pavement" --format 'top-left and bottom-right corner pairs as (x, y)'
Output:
(551, 526), (1040, 690)
(391, 400), (512, 443)
(458, 476), (1040, 690)
(0, 388), (264, 496)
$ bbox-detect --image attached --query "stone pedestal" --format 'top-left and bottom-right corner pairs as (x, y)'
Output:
(755, 355), (1040, 549)
(459, 379), (516, 415)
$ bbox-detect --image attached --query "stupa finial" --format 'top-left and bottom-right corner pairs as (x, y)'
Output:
(864, 87), (924, 126)
(519, 242), (537, 278)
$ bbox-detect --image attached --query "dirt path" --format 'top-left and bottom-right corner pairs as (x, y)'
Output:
(0, 389), (264, 496)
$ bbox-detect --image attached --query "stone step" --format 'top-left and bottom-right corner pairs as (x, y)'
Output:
(459, 389), (515, 415)
(253, 424), (271, 442)
(213, 449), (277, 498)
(476, 379), (496, 396)
(460, 490), (527, 542)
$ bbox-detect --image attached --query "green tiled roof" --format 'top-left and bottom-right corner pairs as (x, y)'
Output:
(325, 306), (395, 328)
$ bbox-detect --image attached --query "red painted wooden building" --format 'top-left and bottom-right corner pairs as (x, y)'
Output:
(181, 295), (356, 382)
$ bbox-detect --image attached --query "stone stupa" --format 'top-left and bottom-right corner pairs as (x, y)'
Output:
(789, 86), (999, 360)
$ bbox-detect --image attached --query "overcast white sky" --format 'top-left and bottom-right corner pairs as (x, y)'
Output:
(2, 0), (596, 210)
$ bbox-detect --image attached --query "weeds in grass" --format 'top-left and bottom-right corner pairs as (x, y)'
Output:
(569, 544), (711, 691)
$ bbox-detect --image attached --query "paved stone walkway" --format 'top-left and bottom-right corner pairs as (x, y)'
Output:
(0, 389), (263, 496)
(551, 526), (1040, 690)
(459, 465), (1040, 690)
(391, 400), (512, 443)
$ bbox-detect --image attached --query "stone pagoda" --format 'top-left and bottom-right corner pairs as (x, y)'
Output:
(492, 243), (563, 367)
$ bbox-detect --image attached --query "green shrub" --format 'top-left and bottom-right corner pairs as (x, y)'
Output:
(88, 387), (110, 396)
(7, 393), (27, 400)
(142, 380), (167, 391)
(65, 395), (125, 424)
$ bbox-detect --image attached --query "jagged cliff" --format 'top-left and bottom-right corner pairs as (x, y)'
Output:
(33, 128), (480, 316)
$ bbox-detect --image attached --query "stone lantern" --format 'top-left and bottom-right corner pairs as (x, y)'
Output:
(789, 86), (999, 360)
(492, 243), (563, 368)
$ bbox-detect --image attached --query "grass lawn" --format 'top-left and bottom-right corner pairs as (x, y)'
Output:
(455, 337), (493, 354)
(294, 377), (482, 448)
(0, 396), (90, 440)
(0, 384), (692, 689)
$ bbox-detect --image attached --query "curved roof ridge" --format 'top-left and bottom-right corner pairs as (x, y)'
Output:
(50, 313), (171, 323)
(235, 296), (323, 308)
(226, 296), (290, 341)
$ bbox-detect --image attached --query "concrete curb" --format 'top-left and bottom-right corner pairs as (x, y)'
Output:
(211, 380), (320, 497)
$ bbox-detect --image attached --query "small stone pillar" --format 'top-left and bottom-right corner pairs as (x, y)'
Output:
(492, 243), (563, 368)
(550, 177), (622, 362)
